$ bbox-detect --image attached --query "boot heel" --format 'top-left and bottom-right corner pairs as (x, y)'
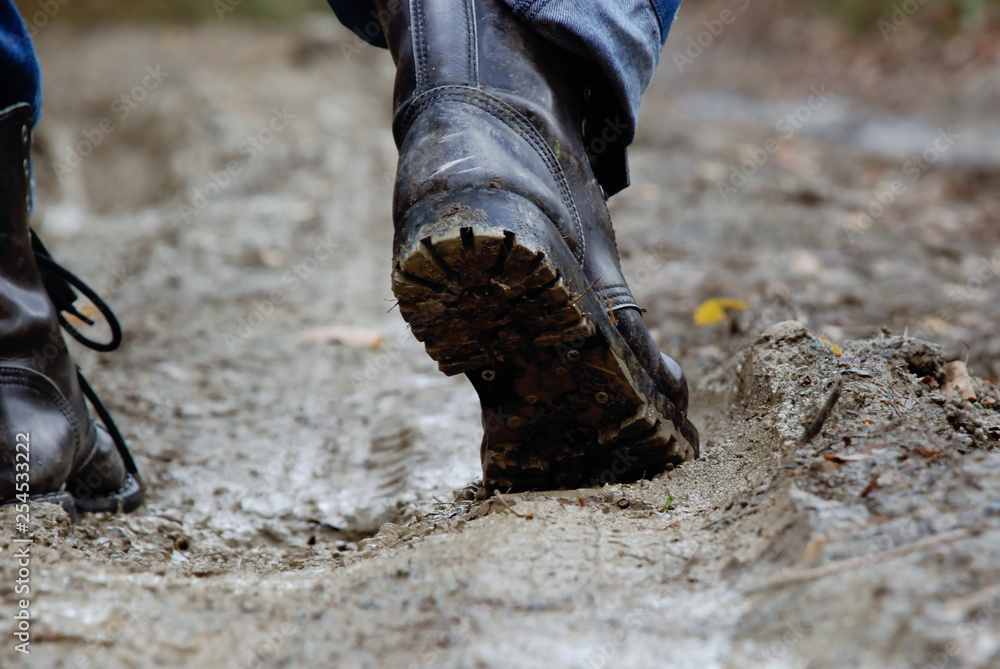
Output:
(392, 187), (594, 376)
(392, 187), (698, 492)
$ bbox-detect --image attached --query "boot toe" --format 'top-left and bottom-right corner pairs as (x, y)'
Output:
(660, 352), (689, 414)
(0, 366), (141, 514)
(66, 421), (132, 509)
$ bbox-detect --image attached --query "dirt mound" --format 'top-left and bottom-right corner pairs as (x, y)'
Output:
(715, 322), (1000, 668)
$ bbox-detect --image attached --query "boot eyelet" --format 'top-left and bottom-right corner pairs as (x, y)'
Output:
(583, 86), (592, 104)
(580, 117), (588, 138)
(21, 125), (28, 142)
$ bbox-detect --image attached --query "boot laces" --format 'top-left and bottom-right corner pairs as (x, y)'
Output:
(30, 232), (141, 484)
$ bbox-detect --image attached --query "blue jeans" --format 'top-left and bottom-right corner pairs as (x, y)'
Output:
(0, 0), (41, 124)
(329, 0), (679, 139)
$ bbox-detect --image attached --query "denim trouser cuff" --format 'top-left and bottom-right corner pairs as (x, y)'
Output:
(0, 0), (43, 124)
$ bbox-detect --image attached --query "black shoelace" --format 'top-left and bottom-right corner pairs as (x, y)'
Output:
(30, 232), (142, 486)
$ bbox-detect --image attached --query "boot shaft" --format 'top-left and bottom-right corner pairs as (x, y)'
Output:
(0, 105), (140, 509)
(374, 0), (629, 194)
(377, 1), (578, 108)
(0, 104), (33, 270)
(377, 0), (580, 143)
(379, 0), (641, 316)
(0, 103), (78, 401)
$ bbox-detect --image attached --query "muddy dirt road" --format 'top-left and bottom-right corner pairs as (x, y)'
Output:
(2, 6), (1000, 668)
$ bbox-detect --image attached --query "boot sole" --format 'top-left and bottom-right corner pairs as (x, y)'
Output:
(1, 474), (143, 520)
(73, 473), (144, 515)
(392, 188), (698, 492)
(1, 491), (79, 523)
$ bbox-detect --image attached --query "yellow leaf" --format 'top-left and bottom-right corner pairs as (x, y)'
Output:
(817, 335), (842, 357)
(693, 297), (747, 326)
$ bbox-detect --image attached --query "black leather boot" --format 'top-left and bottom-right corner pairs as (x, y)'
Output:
(0, 103), (143, 516)
(377, 0), (699, 491)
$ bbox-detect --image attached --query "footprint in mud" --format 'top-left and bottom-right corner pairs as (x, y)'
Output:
(330, 422), (420, 535)
(366, 425), (417, 502)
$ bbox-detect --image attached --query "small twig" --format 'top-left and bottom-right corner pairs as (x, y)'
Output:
(700, 506), (754, 531)
(598, 278), (616, 325)
(744, 528), (974, 592)
(882, 398), (900, 418)
(802, 377), (843, 443)
(492, 491), (532, 519)
(815, 401), (909, 455)
(568, 277), (602, 307)
(622, 553), (656, 565)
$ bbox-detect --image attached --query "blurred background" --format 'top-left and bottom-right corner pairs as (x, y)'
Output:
(13, 0), (330, 22)
(9, 0), (1000, 511)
